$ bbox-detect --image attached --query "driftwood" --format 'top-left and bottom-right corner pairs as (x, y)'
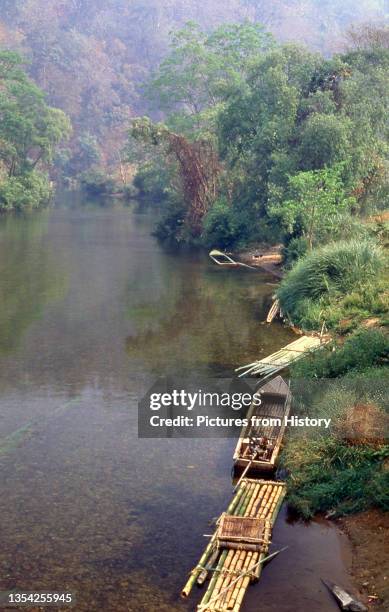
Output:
(322, 580), (368, 612)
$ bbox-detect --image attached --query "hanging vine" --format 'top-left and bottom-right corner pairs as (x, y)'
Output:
(131, 117), (221, 235)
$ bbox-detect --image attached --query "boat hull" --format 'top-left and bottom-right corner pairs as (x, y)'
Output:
(233, 375), (291, 477)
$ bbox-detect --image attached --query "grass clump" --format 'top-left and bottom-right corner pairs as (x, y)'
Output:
(282, 372), (389, 517)
(283, 436), (389, 518)
(277, 239), (387, 330)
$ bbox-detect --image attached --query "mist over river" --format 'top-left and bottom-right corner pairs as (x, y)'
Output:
(0, 194), (354, 611)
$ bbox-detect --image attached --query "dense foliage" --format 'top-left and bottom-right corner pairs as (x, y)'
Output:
(0, 51), (70, 210)
(291, 329), (389, 379)
(130, 22), (389, 249)
(1, 1), (386, 176)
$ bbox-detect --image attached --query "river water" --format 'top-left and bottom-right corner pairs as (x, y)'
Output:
(0, 196), (354, 611)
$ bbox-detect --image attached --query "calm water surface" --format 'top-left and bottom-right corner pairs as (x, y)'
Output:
(0, 196), (352, 611)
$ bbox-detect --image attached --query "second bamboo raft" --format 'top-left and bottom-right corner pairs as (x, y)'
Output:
(182, 479), (286, 611)
(235, 335), (328, 378)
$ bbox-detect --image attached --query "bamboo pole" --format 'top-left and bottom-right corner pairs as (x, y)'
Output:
(235, 483), (254, 516)
(249, 552), (259, 583)
(227, 484), (246, 514)
(245, 483), (260, 516)
(262, 488), (277, 519)
(224, 553), (252, 610)
(271, 489), (286, 525)
(198, 550), (228, 609)
(240, 484), (256, 516)
(250, 484), (269, 517)
(224, 552), (253, 612)
(213, 550), (237, 604)
(233, 452), (258, 492)
(268, 487), (284, 518)
(186, 477), (288, 609)
(225, 551), (245, 609)
(197, 547), (220, 586)
(182, 533), (218, 597)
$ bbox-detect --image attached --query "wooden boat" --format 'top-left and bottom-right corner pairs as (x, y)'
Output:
(209, 249), (256, 270)
(233, 375), (291, 475)
(322, 580), (367, 612)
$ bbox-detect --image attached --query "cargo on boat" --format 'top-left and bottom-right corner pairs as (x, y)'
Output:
(233, 376), (291, 476)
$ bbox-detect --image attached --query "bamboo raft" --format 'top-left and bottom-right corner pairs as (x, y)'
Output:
(182, 479), (287, 611)
(233, 376), (291, 475)
(236, 335), (328, 378)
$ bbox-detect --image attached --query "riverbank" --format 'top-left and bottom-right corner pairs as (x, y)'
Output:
(237, 244), (284, 278)
(339, 510), (389, 610)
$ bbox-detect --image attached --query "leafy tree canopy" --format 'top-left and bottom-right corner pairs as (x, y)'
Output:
(145, 21), (274, 136)
(0, 50), (71, 210)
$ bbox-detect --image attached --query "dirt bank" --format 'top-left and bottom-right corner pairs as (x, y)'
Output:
(338, 510), (389, 611)
(237, 244), (284, 278)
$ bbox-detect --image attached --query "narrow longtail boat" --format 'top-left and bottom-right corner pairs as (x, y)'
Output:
(233, 375), (291, 475)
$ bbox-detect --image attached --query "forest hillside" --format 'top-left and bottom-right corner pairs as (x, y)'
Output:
(0, 0), (387, 173)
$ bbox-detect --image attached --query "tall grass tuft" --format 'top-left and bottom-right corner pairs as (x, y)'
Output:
(277, 239), (384, 328)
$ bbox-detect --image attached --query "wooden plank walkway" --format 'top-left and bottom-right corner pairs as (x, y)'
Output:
(181, 479), (286, 611)
(235, 335), (328, 378)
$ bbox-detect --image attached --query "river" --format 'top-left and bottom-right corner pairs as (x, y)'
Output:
(0, 195), (354, 611)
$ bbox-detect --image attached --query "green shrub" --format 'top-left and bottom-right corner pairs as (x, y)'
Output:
(292, 329), (389, 379)
(283, 362), (389, 518)
(79, 170), (117, 196)
(0, 172), (52, 211)
(202, 197), (254, 248)
(133, 161), (171, 201)
(122, 183), (139, 200)
(283, 236), (309, 267)
(153, 198), (187, 244)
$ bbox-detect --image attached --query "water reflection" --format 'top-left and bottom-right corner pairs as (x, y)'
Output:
(0, 211), (67, 355)
(125, 258), (289, 375)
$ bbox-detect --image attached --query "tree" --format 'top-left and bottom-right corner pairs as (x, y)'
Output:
(345, 22), (389, 51)
(146, 21), (274, 136)
(298, 114), (351, 170)
(218, 44), (321, 214)
(0, 50), (71, 210)
(131, 117), (220, 234)
(269, 166), (355, 249)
